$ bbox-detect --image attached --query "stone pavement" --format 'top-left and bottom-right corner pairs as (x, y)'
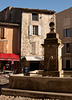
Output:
(0, 75), (9, 85)
(0, 95), (59, 100)
(0, 73), (9, 95)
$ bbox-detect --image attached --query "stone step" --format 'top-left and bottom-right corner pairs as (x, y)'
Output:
(1, 88), (72, 100)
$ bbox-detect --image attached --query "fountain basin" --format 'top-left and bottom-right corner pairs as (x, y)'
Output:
(9, 75), (72, 93)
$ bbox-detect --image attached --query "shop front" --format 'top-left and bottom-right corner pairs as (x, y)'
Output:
(24, 56), (44, 71)
(0, 53), (20, 73)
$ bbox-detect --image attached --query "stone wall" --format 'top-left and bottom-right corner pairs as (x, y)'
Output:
(21, 12), (56, 57)
(56, 8), (72, 69)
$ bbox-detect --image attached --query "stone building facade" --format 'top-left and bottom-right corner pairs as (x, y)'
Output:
(56, 7), (72, 71)
(0, 6), (55, 71)
(21, 9), (56, 71)
(0, 22), (20, 72)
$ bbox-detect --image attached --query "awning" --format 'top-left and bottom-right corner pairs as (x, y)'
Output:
(25, 56), (44, 61)
(0, 53), (20, 61)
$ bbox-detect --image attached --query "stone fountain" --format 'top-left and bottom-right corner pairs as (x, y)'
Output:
(42, 22), (63, 77)
(2, 22), (72, 100)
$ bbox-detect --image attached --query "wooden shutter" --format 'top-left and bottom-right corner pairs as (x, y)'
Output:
(0, 28), (1, 38)
(3, 41), (7, 53)
(62, 45), (65, 56)
(4, 28), (6, 38)
(38, 25), (41, 35)
(70, 28), (72, 37)
(70, 43), (72, 53)
(1, 28), (4, 39)
(63, 29), (66, 38)
(28, 25), (32, 35)
(64, 43), (66, 53)
(0, 41), (7, 53)
(0, 41), (3, 53)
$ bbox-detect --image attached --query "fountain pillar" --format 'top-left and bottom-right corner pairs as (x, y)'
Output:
(42, 22), (63, 77)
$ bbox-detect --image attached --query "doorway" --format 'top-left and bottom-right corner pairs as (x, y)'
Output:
(66, 60), (70, 70)
(30, 61), (40, 71)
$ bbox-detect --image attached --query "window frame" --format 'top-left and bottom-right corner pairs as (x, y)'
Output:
(32, 13), (39, 21)
(66, 43), (70, 53)
(33, 25), (38, 35)
(66, 29), (70, 37)
(28, 25), (41, 36)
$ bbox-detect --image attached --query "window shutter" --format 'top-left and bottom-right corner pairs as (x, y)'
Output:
(70, 28), (72, 37)
(38, 25), (41, 35)
(4, 28), (7, 39)
(0, 41), (2, 53)
(62, 45), (65, 56)
(28, 25), (32, 35)
(0, 28), (1, 38)
(63, 29), (66, 38)
(1, 28), (3, 38)
(64, 43), (66, 53)
(70, 43), (72, 53)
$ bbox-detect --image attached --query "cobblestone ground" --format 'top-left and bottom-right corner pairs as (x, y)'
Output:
(0, 95), (41, 100)
(0, 95), (59, 100)
(0, 75), (9, 84)
(0, 74), (9, 95)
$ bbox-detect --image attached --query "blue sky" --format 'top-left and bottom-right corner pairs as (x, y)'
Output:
(0, 0), (72, 13)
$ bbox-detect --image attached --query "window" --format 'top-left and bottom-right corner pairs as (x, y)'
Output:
(32, 13), (38, 21)
(33, 26), (38, 35)
(28, 25), (41, 36)
(66, 60), (70, 69)
(0, 28), (4, 39)
(66, 43), (70, 53)
(66, 29), (70, 37)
